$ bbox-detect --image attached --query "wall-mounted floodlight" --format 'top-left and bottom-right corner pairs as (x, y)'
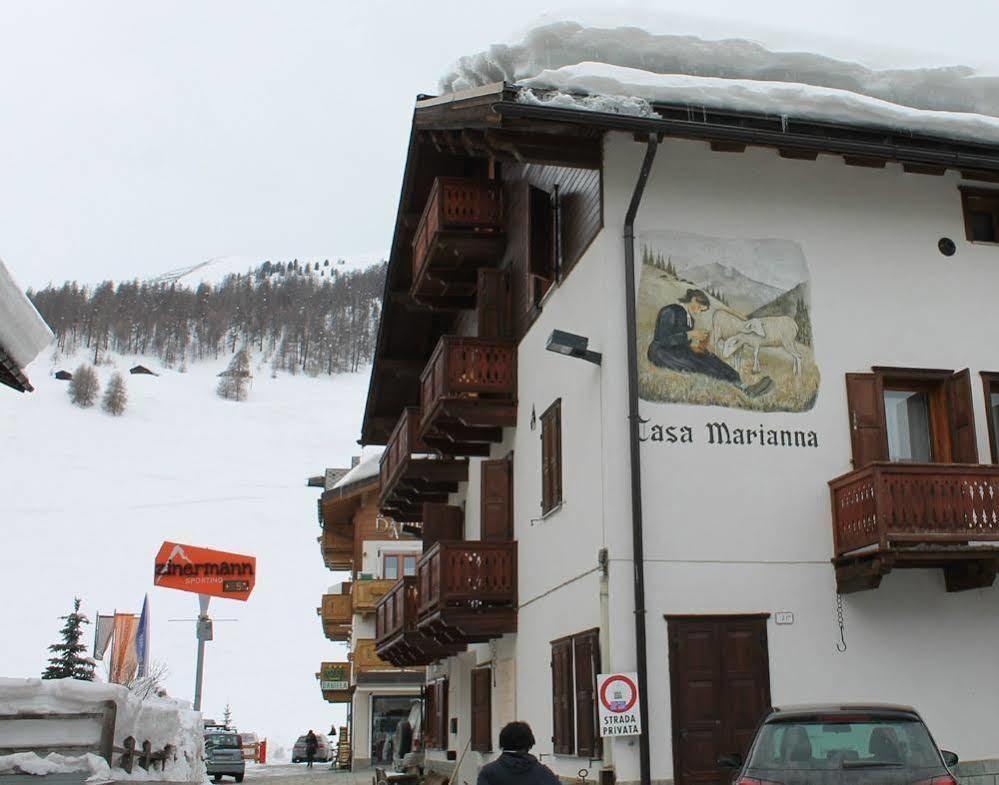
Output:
(546, 329), (602, 365)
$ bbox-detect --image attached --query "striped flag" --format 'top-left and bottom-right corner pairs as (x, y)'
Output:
(135, 595), (151, 679)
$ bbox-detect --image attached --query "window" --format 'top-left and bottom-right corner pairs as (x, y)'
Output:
(541, 400), (563, 515)
(424, 679), (448, 750)
(529, 186), (559, 306)
(961, 187), (999, 243)
(370, 696), (418, 764)
(383, 553), (417, 580)
(982, 372), (999, 463)
(845, 368), (978, 468)
(470, 667), (492, 752)
(551, 629), (600, 757)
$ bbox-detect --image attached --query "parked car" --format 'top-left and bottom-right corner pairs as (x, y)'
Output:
(392, 699), (425, 773)
(292, 733), (332, 763)
(239, 732), (259, 761)
(205, 731), (246, 783)
(718, 704), (959, 785)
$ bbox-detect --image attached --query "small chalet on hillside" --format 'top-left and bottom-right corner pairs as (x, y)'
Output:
(0, 260), (52, 393)
(333, 73), (999, 785)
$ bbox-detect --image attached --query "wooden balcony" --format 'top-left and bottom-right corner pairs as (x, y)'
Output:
(375, 577), (463, 667)
(379, 407), (469, 521)
(411, 177), (505, 308)
(351, 579), (396, 615)
(317, 662), (352, 703)
(830, 462), (999, 593)
(351, 638), (414, 676)
(319, 524), (352, 571)
(317, 593), (352, 641)
(417, 541), (517, 642)
(419, 336), (517, 456)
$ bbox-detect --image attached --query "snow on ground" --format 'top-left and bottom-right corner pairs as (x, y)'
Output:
(1, 349), (366, 756)
(149, 255), (385, 287)
(0, 678), (203, 782)
(441, 21), (999, 118)
(520, 62), (999, 145)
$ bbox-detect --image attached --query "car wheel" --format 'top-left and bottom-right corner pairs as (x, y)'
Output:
(235, 776), (244, 782)
(213, 776), (222, 783)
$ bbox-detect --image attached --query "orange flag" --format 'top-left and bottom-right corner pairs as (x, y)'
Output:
(109, 613), (138, 684)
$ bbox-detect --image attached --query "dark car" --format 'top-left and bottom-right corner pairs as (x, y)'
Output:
(718, 704), (959, 785)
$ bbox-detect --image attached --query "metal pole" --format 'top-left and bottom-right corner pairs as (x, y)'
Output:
(193, 594), (212, 711)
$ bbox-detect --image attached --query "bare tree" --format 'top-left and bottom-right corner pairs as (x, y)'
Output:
(102, 372), (128, 415)
(69, 364), (100, 407)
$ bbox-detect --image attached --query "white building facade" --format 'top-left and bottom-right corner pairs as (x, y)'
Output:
(363, 84), (999, 785)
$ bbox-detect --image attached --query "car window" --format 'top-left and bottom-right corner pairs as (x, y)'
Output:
(749, 719), (942, 772)
(206, 733), (240, 749)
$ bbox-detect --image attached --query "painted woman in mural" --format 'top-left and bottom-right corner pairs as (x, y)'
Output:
(647, 289), (774, 399)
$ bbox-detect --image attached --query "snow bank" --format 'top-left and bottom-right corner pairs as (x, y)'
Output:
(441, 22), (999, 118)
(521, 62), (999, 145)
(0, 259), (52, 368)
(0, 678), (205, 783)
(0, 751), (111, 780)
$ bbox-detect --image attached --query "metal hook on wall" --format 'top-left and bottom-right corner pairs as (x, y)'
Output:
(835, 593), (847, 653)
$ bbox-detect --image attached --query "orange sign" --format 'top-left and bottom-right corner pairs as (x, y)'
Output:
(154, 542), (256, 601)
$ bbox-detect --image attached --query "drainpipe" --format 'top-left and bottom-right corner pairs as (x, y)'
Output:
(623, 132), (659, 785)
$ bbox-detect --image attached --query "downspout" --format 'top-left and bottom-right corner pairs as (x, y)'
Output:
(623, 132), (659, 785)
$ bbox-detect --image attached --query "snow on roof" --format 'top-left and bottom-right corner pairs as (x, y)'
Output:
(520, 63), (999, 146)
(443, 22), (999, 145)
(331, 449), (383, 492)
(0, 259), (53, 369)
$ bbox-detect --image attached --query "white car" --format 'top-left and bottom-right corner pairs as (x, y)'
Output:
(292, 733), (332, 763)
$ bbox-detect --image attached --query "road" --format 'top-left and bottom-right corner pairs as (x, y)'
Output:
(243, 764), (374, 785)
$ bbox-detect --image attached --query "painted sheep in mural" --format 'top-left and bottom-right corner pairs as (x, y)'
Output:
(708, 310), (750, 355)
(722, 315), (803, 376)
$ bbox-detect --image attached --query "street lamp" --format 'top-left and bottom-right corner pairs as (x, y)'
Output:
(545, 329), (602, 365)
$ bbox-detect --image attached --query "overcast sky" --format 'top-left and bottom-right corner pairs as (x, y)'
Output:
(1, 1), (998, 290)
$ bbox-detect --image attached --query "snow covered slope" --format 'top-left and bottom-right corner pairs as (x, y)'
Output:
(1, 350), (370, 753)
(150, 255), (385, 287)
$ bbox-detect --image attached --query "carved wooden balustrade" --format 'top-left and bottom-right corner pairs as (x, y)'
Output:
(410, 177), (505, 307)
(829, 462), (999, 593)
(379, 407), (468, 522)
(317, 593), (352, 642)
(419, 336), (517, 456)
(417, 541), (517, 642)
(375, 577), (462, 667)
(351, 579), (396, 615)
(319, 524), (352, 571)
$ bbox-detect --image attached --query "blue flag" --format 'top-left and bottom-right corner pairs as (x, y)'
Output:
(135, 594), (150, 678)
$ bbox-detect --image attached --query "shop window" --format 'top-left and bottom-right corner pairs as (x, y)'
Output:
(961, 187), (999, 243)
(371, 695), (419, 765)
(384, 553), (417, 580)
(541, 400), (563, 516)
(982, 372), (999, 463)
(470, 667), (492, 752)
(845, 368), (978, 468)
(551, 629), (600, 757)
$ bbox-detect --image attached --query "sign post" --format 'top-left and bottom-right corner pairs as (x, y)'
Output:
(154, 542), (255, 711)
(597, 672), (643, 738)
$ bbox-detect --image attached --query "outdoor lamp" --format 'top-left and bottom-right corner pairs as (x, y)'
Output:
(546, 329), (602, 365)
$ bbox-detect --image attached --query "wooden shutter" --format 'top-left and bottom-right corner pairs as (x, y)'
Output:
(424, 683), (437, 749)
(437, 679), (449, 750)
(551, 638), (574, 754)
(421, 503), (464, 552)
(573, 630), (601, 758)
(541, 401), (562, 515)
(947, 369), (979, 463)
(477, 268), (512, 340)
(481, 457), (513, 541)
(470, 667), (493, 752)
(846, 373), (888, 468)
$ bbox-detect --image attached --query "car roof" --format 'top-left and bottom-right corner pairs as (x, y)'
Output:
(768, 703), (921, 720)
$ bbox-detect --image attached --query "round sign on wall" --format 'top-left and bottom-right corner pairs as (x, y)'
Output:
(600, 674), (638, 713)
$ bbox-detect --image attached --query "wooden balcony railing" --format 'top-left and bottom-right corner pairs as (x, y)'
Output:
(419, 337), (516, 456)
(379, 407), (468, 521)
(351, 638), (399, 674)
(829, 462), (999, 592)
(352, 579), (396, 614)
(417, 541), (517, 641)
(319, 524), (353, 571)
(317, 593), (352, 641)
(411, 178), (505, 307)
(375, 577), (463, 666)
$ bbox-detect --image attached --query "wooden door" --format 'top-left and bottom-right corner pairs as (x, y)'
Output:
(667, 616), (771, 785)
(481, 457), (513, 541)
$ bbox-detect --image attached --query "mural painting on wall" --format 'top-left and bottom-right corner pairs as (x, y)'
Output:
(638, 230), (819, 412)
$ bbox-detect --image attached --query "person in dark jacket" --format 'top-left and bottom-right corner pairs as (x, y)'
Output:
(305, 730), (318, 768)
(477, 722), (560, 785)
(647, 288), (772, 398)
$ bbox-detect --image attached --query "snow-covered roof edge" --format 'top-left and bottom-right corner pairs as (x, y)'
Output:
(330, 449), (383, 493)
(0, 259), (53, 369)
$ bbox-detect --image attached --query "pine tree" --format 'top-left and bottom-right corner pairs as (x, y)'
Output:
(68, 364), (100, 407)
(102, 372), (128, 415)
(217, 349), (252, 401)
(223, 704), (233, 729)
(42, 598), (95, 681)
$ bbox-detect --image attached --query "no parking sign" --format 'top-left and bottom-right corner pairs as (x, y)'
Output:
(597, 672), (643, 737)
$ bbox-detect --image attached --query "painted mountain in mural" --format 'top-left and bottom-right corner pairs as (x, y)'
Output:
(749, 281), (814, 347)
(679, 261), (783, 314)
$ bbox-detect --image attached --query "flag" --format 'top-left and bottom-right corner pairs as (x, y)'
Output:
(94, 614), (115, 661)
(135, 595), (150, 678)
(110, 613), (138, 684)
